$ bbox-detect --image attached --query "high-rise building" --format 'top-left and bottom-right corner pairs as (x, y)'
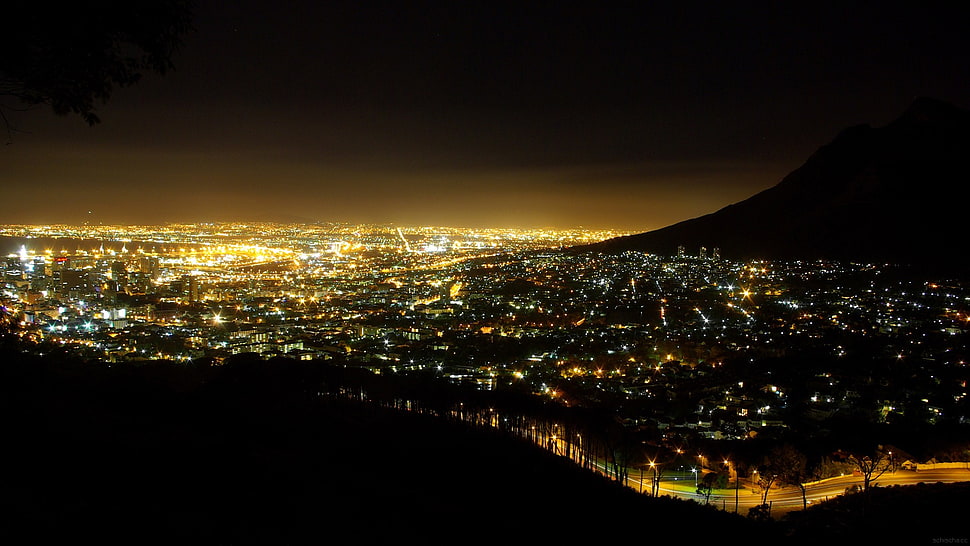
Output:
(111, 261), (128, 293)
(188, 275), (200, 302)
(139, 256), (160, 280)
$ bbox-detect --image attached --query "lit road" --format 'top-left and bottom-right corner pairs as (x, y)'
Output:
(460, 416), (970, 518)
(614, 466), (970, 516)
(543, 435), (970, 516)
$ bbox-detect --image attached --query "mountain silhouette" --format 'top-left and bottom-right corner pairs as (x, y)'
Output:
(578, 97), (970, 271)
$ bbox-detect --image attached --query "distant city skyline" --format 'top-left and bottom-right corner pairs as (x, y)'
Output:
(3, 1), (969, 230)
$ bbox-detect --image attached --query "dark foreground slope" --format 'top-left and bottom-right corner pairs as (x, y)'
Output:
(0, 346), (759, 544)
(580, 97), (970, 271)
(3, 342), (967, 544)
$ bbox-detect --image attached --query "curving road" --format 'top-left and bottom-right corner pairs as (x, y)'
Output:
(623, 467), (970, 516)
(456, 410), (970, 518)
(569, 445), (970, 517)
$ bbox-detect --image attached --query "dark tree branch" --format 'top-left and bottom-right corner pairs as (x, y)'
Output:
(0, 0), (194, 133)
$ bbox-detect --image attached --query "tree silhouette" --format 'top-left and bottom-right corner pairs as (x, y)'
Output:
(696, 470), (724, 504)
(1, 1), (193, 130)
(848, 447), (892, 494)
(769, 443), (810, 509)
(754, 463), (777, 507)
(638, 444), (683, 497)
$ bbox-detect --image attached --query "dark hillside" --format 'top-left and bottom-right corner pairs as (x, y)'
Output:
(4, 339), (967, 544)
(579, 98), (970, 272)
(0, 345), (761, 543)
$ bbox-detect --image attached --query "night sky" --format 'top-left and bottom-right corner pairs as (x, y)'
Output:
(3, 1), (969, 230)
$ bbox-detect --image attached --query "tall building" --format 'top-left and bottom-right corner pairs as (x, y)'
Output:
(188, 275), (200, 302)
(111, 261), (128, 293)
(139, 256), (160, 280)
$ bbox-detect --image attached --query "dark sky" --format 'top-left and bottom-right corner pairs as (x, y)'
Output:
(3, 1), (969, 230)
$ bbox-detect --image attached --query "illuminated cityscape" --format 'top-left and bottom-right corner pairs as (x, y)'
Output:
(1, 223), (635, 367)
(4, 2), (970, 541)
(4, 223), (967, 440)
(3, 221), (969, 543)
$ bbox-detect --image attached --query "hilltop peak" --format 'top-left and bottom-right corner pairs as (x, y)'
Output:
(578, 98), (970, 271)
(891, 97), (970, 127)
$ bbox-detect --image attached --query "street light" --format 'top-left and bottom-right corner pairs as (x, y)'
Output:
(735, 468), (740, 513)
(724, 458), (739, 513)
